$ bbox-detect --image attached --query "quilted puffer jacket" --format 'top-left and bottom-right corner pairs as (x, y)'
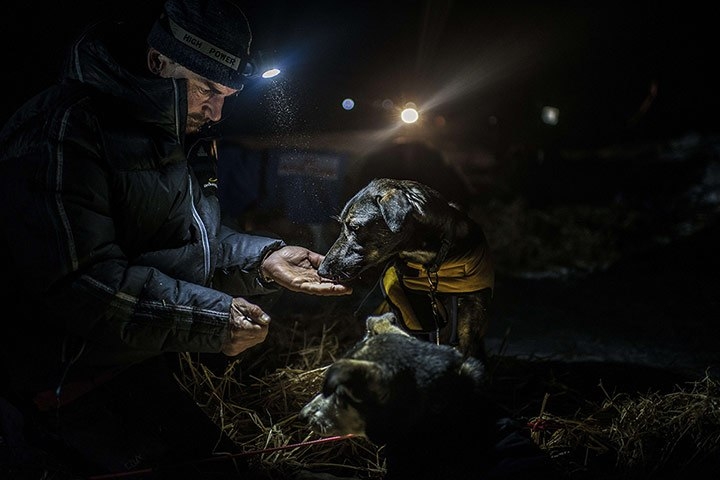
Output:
(0, 18), (283, 397)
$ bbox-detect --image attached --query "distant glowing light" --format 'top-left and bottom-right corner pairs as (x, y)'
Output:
(541, 106), (560, 125)
(401, 107), (419, 124)
(261, 68), (281, 79)
(342, 98), (355, 110)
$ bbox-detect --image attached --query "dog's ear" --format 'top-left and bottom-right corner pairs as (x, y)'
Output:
(366, 312), (409, 337)
(375, 188), (412, 233)
(325, 359), (390, 404)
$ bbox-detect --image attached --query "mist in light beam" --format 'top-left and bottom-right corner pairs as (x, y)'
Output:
(420, 37), (545, 114)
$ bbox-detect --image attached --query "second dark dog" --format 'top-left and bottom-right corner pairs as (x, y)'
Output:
(318, 178), (494, 360)
(299, 312), (556, 480)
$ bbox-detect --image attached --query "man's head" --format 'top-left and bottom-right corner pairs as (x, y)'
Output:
(146, 0), (252, 133)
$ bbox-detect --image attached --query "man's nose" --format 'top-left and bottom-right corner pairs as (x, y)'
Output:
(204, 96), (225, 122)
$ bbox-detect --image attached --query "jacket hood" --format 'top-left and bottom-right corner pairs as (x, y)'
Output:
(63, 19), (187, 138)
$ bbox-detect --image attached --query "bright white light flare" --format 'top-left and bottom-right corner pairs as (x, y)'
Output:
(262, 68), (281, 79)
(401, 107), (419, 124)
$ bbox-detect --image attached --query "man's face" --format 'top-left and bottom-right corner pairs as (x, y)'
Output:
(181, 68), (239, 134)
(158, 60), (239, 134)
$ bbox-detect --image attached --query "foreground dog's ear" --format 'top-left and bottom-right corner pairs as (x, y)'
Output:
(366, 312), (409, 337)
(325, 359), (389, 404)
(375, 188), (412, 233)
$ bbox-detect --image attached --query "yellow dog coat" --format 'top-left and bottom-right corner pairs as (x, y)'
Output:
(376, 245), (494, 332)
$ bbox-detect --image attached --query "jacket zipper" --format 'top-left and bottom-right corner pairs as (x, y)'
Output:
(188, 174), (211, 284)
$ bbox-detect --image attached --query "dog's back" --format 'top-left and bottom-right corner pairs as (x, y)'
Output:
(300, 313), (556, 479)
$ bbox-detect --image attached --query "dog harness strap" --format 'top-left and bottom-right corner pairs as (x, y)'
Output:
(403, 245), (494, 294)
(448, 294), (459, 345)
(427, 270), (442, 344)
(429, 233), (454, 273)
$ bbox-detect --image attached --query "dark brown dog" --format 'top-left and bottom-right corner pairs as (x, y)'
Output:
(299, 312), (555, 480)
(318, 178), (494, 360)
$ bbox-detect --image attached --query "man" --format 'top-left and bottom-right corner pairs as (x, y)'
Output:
(0, 0), (350, 477)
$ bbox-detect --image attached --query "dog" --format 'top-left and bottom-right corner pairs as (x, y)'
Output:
(318, 178), (494, 360)
(299, 312), (555, 480)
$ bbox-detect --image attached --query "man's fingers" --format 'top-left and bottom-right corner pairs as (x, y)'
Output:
(232, 300), (271, 326)
(230, 313), (257, 330)
(305, 250), (325, 268)
(291, 281), (353, 296)
(263, 246), (351, 296)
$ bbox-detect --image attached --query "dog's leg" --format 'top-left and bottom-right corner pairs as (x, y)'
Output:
(456, 289), (492, 361)
(448, 295), (459, 346)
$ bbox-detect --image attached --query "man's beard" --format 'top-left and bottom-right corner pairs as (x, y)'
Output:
(187, 114), (213, 134)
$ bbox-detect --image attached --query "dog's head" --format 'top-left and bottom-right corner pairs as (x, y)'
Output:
(299, 312), (486, 443)
(318, 178), (454, 282)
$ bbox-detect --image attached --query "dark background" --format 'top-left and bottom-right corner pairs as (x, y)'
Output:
(3, 0), (719, 148)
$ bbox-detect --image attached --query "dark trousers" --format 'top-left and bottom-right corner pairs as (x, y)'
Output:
(3, 355), (246, 479)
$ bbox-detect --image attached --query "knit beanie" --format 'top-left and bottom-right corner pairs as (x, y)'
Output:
(147, 0), (252, 89)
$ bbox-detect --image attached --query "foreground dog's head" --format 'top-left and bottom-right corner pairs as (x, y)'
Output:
(299, 312), (486, 443)
(318, 178), (468, 282)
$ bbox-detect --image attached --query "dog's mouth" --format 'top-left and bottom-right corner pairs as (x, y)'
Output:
(320, 270), (360, 284)
(318, 261), (366, 284)
(322, 267), (391, 290)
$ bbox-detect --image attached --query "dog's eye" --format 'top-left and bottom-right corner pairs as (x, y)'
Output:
(335, 385), (363, 405)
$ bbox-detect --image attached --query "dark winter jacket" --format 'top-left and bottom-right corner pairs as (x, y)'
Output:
(0, 19), (283, 398)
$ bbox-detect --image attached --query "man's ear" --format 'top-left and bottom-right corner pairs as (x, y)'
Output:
(147, 48), (168, 76)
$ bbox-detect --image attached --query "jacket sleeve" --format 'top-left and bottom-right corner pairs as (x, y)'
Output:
(64, 261), (234, 355)
(211, 224), (286, 296)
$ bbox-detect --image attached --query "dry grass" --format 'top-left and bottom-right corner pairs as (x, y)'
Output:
(173, 320), (720, 479)
(529, 372), (720, 478)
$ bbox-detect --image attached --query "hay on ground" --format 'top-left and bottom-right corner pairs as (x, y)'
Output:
(174, 317), (720, 479)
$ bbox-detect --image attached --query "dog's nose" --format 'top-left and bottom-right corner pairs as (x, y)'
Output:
(298, 404), (309, 422)
(298, 397), (317, 423)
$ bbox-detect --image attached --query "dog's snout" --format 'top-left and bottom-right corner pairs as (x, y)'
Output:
(298, 401), (313, 422)
(317, 255), (348, 281)
(317, 260), (331, 278)
(299, 394), (324, 424)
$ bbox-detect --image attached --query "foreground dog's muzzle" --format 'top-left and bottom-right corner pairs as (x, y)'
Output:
(318, 259), (366, 282)
(318, 246), (368, 282)
(299, 393), (367, 437)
